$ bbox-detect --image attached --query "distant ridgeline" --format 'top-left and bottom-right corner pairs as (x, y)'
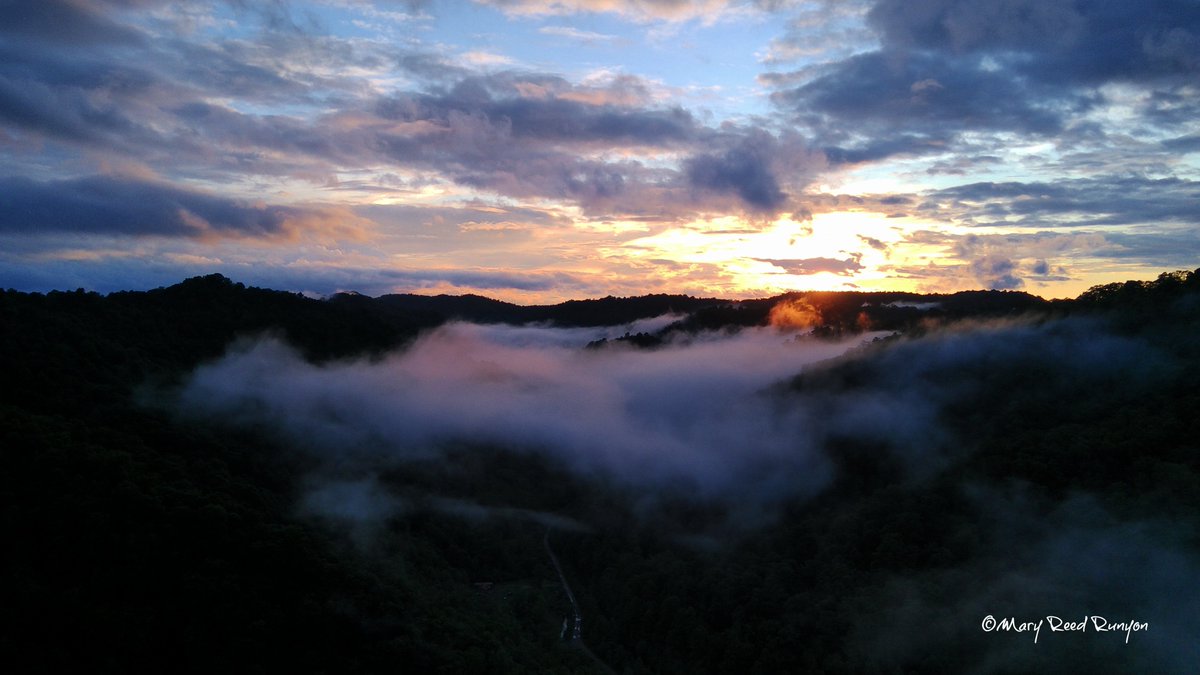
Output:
(1, 268), (1198, 674)
(2, 267), (1198, 419)
(330, 281), (1054, 337)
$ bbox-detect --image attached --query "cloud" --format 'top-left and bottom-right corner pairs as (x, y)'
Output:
(359, 75), (814, 216)
(685, 128), (788, 211)
(867, 0), (1085, 54)
(916, 177), (1200, 229)
(538, 25), (623, 45)
(106, 63), (808, 217)
(0, 253), (593, 298)
(0, 0), (1190, 298)
(1, 0), (818, 225)
(970, 255), (1022, 289)
(395, 51), (473, 83)
(387, 75), (698, 146)
(846, 176), (1200, 289)
(377, 267), (586, 291)
(1162, 134), (1200, 153)
(858, 234), (889, 252)
(868, 0), (1200, 85)
(878, 229), (1126, 290)
(775, 50), (1066, 163)
(0, 174), (369, 240)
(0, 20), (349, 180)
(757, 0), (875, 66)
(474, 0), (763, 23)
(0, 0), (145, 46)
(0, 42), (163, 149)
(459, 50), (514, 68)
(769, 0), (1200, 164)
(755, 255), (865, 276)
(1093, 230), (1200, 268)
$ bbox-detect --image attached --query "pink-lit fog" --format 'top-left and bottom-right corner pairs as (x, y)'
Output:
(178, 321), (883, 496)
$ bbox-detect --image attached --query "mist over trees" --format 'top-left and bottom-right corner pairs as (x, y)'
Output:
(2, 270), (1198, 673)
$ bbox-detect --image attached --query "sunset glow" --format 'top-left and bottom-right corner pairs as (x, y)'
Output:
(1, 1), (1196, 300)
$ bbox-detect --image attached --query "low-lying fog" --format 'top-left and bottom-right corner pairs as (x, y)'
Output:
(178, 321), (882, 496)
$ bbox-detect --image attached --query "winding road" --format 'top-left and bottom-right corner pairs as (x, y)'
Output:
(543, 528), (618, 675)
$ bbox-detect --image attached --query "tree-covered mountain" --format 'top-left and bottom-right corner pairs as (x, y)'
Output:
(2, 270), (1198, 673)
(339, 291), (730, 328)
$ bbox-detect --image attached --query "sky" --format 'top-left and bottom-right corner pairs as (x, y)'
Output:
(0, 0), (1197, 302)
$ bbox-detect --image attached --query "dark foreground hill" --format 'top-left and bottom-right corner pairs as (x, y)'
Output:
(2, 269), (1198, 673)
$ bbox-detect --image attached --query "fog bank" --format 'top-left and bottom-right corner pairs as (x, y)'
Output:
(179, 322), (879, 497)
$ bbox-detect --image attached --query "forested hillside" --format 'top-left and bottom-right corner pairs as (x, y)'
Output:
(3, 270), (1198, 673)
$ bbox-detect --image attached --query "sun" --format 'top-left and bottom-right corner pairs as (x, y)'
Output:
(617, 211), (914, 295)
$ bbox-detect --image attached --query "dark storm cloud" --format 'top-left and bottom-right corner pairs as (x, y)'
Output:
(0, 174), (355, 239)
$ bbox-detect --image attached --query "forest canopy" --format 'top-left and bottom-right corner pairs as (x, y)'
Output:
(2, 269), (1198, 673)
